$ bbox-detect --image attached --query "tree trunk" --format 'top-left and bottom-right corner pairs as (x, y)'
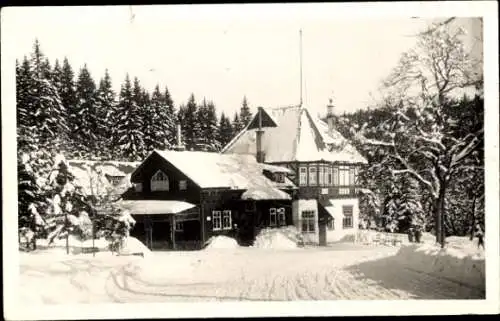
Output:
(65, 213), (69, 254)
(469, 195), (477, 241)
(433, 189), (446, 248)
(31, 216), (37, 251)
(435, 183), (448, 248)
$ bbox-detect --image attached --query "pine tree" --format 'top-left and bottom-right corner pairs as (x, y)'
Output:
(17, 148), (56, 247)
(164, 86), (176, 146)
(95, 69), (116, 159)
(232, 112), (243, 137)
(141, 87), (155, 157)
(28, 40), (68, 151)
(195, 99), (220, 151)
(218, 112), (233, 148)
(146, 85), (174, 152)
(41, 58), (53, 82)
(112, 74), (144, 161)
(74, 64), (98, 157)
(60, 57), (77, 138)
(181, 94), (198, 150)
(52, 59), (63, 94)
(16, 56), (35, 151)
(43, 155), (89, 245)
(177, 104), (187, 147)
(239, 96), (253, 127)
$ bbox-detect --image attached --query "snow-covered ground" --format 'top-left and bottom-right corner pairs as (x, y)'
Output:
(18, 234), (484, 304)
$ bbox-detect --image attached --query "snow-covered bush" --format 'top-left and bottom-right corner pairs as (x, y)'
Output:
(18, 150), (136, 251)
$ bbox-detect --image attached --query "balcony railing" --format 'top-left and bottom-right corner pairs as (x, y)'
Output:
(297, 186), (360, 198)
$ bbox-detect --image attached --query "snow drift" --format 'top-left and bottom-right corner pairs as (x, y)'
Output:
(253, 226), (301, 249)
(204, 235), (240, 249)
(118, 237), (151, 257)
(394, 244), (485, 290)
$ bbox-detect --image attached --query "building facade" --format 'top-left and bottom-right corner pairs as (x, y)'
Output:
(120, 150), (296, 249)
(221, 101), (367, 245)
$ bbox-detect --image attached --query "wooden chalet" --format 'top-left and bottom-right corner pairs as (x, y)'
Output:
(221, 99), (368, 245)
(120, 149), (297, 250)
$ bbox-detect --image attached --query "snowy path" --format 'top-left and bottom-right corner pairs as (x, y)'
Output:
(19, 245), (484, 304)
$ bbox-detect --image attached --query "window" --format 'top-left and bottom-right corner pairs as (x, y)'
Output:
(301, 210), (316, 233)
(333, 167), (339, 186)
(342, 205), (354, 229)
(212, 211), (222, 230)
(309, 166), (317, 186)
(324, 165), (332, 186)
(179, 180), (187, 190)
(151, 170), (169, 191)
(107, 175), (124, 186)
(175, 222), (184, 232)
(318, 166), (324, 186)
(275, 173), (285, 183)
(327, 218), (335, 230)
(270, 207), (286, 226)
(339, 166), (350, 186)
(222, 210), (232, 230)
(270, 208), (277, 226)
(134, 183), (143, 192)
(354, 167), (360, 185)
(299, 167), (307, 186)
(277, 207), (286, 226)
(349, 168), (355, 186)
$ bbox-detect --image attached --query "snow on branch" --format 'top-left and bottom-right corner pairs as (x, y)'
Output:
(392, 169), (437, 198)
(450, 128), (484, 167)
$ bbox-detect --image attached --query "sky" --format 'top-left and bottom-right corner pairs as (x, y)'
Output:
(5, 4), (483, 118)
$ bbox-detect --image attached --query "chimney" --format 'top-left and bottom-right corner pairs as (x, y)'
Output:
(326, 98), (335, 133)
(174, 124), (185, 151)
(256, 106), (265, 163)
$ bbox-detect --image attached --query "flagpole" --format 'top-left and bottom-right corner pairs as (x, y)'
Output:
(299, 29), (303, 107)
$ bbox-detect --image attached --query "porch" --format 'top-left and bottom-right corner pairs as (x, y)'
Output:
(118, 200), (202, 250)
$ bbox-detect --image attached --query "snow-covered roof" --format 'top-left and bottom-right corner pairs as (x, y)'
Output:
(221, 105), (367, 164)
(241, 187), (291, 200)
(67, 160), (139, 196)
(132, 150), (295, 198)
(261, 163), (293, 174)
(116, 200), (196, 215)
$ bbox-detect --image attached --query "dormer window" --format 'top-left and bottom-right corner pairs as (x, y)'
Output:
(151, 170), (169, 191)
(274, 173), (285, 183)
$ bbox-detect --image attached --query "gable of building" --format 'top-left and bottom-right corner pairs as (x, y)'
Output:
(222, 105), (367, 164)
(128, 151), (202, 203)
(130, 150), (296, 200)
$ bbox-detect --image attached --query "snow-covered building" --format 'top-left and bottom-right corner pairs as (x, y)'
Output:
(121, 150), (296, 250)
(67, 160), (140, 197)
(221, 100), (367, 244)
